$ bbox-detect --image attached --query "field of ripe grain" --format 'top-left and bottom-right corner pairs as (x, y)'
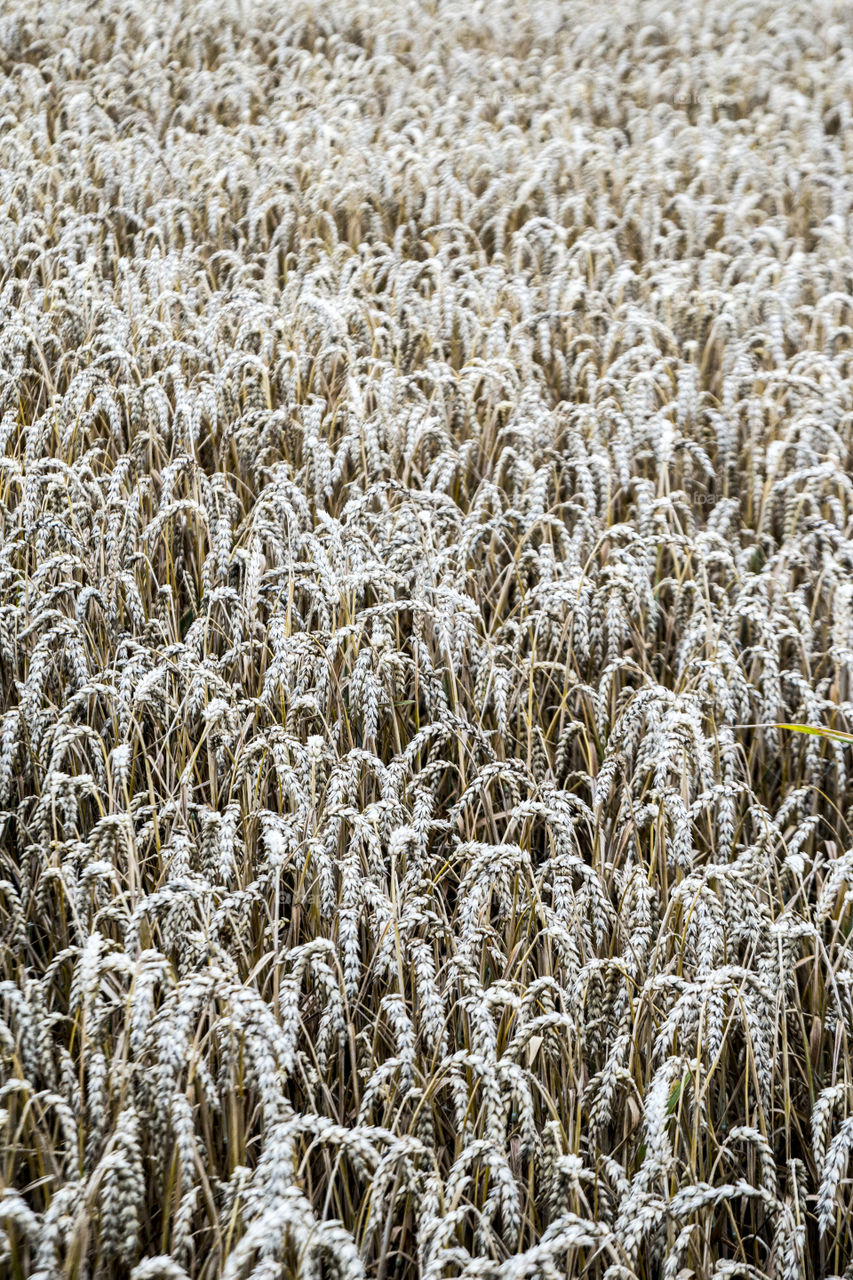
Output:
(3, 1), (853, 1277)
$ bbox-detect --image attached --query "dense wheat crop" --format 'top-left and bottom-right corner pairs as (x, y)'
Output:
(3, 0), (853, 1276)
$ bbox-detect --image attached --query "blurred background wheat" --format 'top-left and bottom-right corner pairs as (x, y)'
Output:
(2, 1), (853, 1276)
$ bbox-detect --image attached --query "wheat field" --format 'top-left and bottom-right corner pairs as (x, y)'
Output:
(2, 1), (853, 1276)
